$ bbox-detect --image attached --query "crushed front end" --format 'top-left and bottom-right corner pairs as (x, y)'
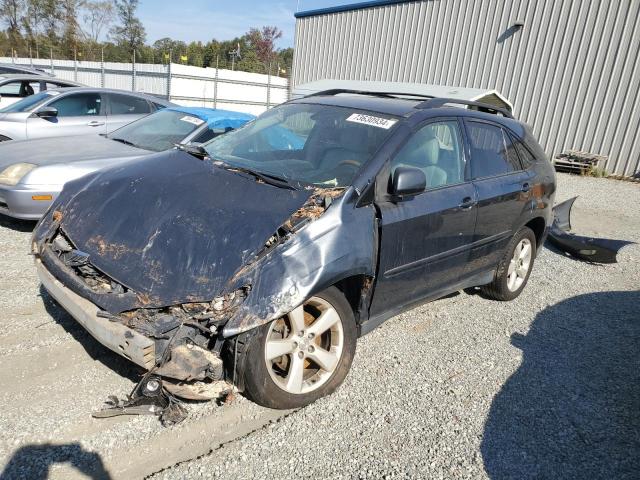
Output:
(34, 222), (245, 402)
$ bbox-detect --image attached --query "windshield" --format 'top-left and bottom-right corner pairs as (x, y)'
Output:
(0, 90), (57, 113)
(108, 109), (212, 152)
(203, 103), (398, 187)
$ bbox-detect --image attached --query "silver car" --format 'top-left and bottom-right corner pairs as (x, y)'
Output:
(0, 63), (48, 76)
(0, 74), (83, 110)
(0, 87), (174, 141)
(0, 106), (254, 219)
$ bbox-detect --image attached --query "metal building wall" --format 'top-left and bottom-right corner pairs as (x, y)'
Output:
(292, 0), (640, 176)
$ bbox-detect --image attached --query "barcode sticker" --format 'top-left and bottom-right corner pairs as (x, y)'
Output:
(180, 115), (205, 126)
(346, 113), (397, 129)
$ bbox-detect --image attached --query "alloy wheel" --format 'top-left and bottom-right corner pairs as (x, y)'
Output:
(507, 238), (532, 291)
(264, 297), (344, 395)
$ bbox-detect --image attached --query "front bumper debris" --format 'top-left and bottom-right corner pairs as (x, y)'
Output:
(548, 196), (634, 263)
(92, 374), (189, 426)
(36, 258), (156, 369)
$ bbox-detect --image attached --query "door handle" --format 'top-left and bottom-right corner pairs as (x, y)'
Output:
(87, 120), (105, 127)
(459, 197), (477, 209)
(521, 182), (531, 192)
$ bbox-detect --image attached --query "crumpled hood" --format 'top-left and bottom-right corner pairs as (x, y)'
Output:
(0, 134), (150, 170)
(47, 149), (312, 310)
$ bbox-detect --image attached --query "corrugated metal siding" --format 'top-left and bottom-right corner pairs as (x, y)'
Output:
(292, 0), (640, 176)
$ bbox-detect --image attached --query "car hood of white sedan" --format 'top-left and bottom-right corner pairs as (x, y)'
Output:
(0, 134), (152, 171)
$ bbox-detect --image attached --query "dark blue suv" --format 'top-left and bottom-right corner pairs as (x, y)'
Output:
(33, 90), (556, 410)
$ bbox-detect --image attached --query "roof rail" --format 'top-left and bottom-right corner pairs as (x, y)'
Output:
(417, 97), (513, 118)
(306, 88), (435, 100)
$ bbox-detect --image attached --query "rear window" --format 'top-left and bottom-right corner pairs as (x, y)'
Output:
(467, 121), (522, 178)
(108, 93), (151, 115)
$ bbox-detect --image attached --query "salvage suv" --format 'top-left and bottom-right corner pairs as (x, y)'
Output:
(33, 87), (556, 409)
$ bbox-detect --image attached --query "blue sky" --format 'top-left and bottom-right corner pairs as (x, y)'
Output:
(137, 1), (362, 48)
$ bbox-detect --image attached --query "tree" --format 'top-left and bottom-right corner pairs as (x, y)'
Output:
(82, 0), (114, 43)
(0, 0), (24, 52)
(109, 0), (145, 57)
(60, 0), (84, 58)
(247, 26), (283, 73)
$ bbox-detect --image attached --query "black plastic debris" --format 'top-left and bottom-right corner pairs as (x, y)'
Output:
(92, 374), (187, 426)
(547, 196), (634, 263)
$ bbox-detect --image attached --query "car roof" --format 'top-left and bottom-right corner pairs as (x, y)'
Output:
(0, 63), (48, 75)
(165, 106), (255, 128)
(291, 94), (423, 117)
(0, 74), (81, 84)
(44, 87), (175, 106)
(290, 91), (522, 128)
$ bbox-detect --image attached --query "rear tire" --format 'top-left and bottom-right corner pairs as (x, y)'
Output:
(481, 226), (536, 301)
(0, 135), (12, 142)
(239, 286), (357, 409)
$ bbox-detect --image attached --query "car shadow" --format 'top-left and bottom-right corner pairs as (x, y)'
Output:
(39, 284), (142, 383)
(0, 442), (111, 479)
(481, 290), (640, 479)
(0, 214), (36, 232)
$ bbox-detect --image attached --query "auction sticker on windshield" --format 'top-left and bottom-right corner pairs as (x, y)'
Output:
(346, 113), (397, 129)
(180, 115), (205, 126)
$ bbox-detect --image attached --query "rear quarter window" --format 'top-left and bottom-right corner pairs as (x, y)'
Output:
(512, 136), (537, 168)
(467, 121), (522, 178)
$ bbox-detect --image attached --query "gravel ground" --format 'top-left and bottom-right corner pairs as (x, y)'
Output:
(0, 173), (638, 479)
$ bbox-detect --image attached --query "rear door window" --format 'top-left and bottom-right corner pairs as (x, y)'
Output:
(108, 93), (152, 115)
(467, 121), (522, 178)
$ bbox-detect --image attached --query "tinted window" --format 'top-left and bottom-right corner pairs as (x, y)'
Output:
(109, 94), (151, 115)
(0, 81), (22, 96)
(391, 120), (465, 188)
(50, 93), (102, 117)
(192, 127), (228, 144)
(205, 103), (397, 187)
(513, 137), (537, 168)
(468, 122), (521, 178)
(46, 82), (70, 90)
(108, 109), (204, 152)
(26, 81), (40, 95)
(0, 91), (55, 113)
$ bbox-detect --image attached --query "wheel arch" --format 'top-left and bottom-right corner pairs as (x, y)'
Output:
(523, 216), (546, 250)
(332, 274), (374, 324)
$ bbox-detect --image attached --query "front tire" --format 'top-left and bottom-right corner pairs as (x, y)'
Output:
(481, 226), (537, 301)
(240, 286), (357, 409)
(0, 135), (12, 142)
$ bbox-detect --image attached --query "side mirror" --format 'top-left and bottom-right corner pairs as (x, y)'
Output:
(392, 166), (426, 199)
(35, 106), (58, 118)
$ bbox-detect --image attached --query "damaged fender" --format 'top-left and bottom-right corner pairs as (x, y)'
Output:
(222, 186), (377, 337)
(548, 196), (633, 263)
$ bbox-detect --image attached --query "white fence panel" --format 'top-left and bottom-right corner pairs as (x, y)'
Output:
(0, 57), (289, 114)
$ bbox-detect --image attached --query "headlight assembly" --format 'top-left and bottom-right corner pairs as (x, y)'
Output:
(0, 163), (37, 186)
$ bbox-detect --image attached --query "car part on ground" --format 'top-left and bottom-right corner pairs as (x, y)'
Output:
(0, 107), (253, 220)
(33, 88), (556, 420)
(547, 196), (634, 263)
(92, 374), (189, 426)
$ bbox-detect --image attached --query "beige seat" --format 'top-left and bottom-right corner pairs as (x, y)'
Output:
(394, 130), (447, 188)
